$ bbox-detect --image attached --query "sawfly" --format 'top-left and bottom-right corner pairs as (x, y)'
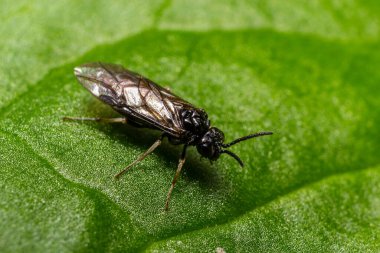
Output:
(64, 62), (272, 210)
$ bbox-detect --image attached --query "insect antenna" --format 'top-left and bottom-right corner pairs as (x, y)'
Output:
(221, 150), (244, 167)
(222, 131), (273, 148)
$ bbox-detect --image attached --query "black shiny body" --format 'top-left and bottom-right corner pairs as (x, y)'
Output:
(74, 62), (228, 161)
(71, 62), (272, 210)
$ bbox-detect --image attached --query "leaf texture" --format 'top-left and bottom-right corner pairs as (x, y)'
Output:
(0, 1), (379, 252)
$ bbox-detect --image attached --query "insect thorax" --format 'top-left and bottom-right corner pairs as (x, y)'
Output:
(171, 108), (210, 145)
(182, 108), (210, 132)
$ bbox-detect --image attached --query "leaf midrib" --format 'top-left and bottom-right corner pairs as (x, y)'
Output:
(2, 124), (377, 252)
(0, 128), (145, 252)
(2, 26), (379, 251)
(141, 165), (380, 252)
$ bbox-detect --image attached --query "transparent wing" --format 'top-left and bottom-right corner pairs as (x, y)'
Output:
(74, 62), (196, 137)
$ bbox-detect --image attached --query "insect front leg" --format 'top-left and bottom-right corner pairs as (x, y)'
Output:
(63, 116), (127, 124)
(165, 145), (188, 211)
(114, 134), (165, 179)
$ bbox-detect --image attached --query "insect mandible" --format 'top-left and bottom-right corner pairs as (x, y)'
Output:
(64, 62), (273, 210)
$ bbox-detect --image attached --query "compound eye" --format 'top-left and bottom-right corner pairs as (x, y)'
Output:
(197, 142), (214, 158)
(209, 127), (224, 142)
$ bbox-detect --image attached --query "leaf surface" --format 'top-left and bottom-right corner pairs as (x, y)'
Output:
(1, 1), (379, 252)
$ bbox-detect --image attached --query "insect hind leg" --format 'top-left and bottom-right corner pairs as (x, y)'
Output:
(63, 116), (127, 124)
(114, 134), (164, 179)
(165, 145), (187, 211)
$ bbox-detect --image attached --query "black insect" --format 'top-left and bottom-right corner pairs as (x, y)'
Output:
(64, 62), (272, 210)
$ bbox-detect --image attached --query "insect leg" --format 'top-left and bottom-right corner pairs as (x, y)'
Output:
(165, 145), (188, 211)
(63, 116), (127, 124)
(114, 134), (164, 179)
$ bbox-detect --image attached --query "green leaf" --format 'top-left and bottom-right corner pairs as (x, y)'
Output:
(1, 1), (380, 252)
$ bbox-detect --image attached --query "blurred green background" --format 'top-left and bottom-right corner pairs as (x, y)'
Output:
(1, 1), (380, 252)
